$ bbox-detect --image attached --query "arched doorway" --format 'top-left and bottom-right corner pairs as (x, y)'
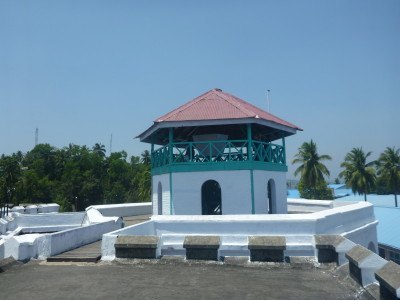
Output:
(267, 179), (276, 214)
(368, 242), (376, 253)
(157, 182), (162, 215)
(201, 180), (222, 215)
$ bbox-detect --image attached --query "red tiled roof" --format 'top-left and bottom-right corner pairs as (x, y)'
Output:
(155, 88), (301, 130)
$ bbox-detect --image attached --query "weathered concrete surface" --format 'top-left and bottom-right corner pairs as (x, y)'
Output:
(0, 257), (22, 272)
(184, 236), (220, 261)
(314, 235), (345, 264)
(248, 236), (286, 262)
(183, 236), (220, 249)
(314, 234), (345, 249)
(115, 236), (159, 249)
(375, 261), (400, 298)
(248, 236), (286, 250)
(346, 245), (373, 267)
(115, 235), (160, 259)
(0, 260), (370, 300)
(122, 214), (151, 227)
(47, 241), (102, 263)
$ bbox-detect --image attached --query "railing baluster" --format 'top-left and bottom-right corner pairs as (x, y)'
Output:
(151, 140), (285, 168)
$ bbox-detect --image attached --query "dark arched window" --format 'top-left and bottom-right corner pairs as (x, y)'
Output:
(201, 180), (222, 215)
(157, 182), (162, 215)
(267, 179), (276, 214)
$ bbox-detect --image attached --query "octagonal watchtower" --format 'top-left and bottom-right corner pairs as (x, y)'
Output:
(138, 88), (302, 215)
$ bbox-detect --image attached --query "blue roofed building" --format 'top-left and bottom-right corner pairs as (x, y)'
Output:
(327, 184), (349, 199)
(374, 206), (400, 265)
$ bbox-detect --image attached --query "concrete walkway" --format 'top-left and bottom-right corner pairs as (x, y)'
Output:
(46, 214), (151, 263)
(123, 214), (151, 226)
(47, 240), (102, 263)
(0, 259), (370, 300)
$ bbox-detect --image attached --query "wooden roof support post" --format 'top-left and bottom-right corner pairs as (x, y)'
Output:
(168, 128), (173, 164)
(247, 124), (255, 214)
(247, 124), (253, 161)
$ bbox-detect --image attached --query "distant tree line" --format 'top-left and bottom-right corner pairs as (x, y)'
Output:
(0, 143), (151, 212)
(292, 140), (400, 207)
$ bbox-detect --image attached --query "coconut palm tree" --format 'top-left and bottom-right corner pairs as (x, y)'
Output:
(339, 147), (376, 202)
(292, 140), (332, 187)
(92, 143), (106, 158)
(141, 150), (151, 165)
(376, 147), (400, 207)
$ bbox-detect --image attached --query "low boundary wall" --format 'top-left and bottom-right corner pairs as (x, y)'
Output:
(7, 212), (86, 231)
(1, 210), (123, 261)
(86, 203), (152, 217)
(37, 220), (121, 259)
(102, 202), (377, 260)
(287, 198), (333, 213)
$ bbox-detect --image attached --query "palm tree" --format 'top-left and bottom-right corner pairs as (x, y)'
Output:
(292, 140), (331, 187)
(140, 150), (151, 165)
(92, 143), (106, 158)
(339, 147), (376, 202)
(376, 147), (400, 207)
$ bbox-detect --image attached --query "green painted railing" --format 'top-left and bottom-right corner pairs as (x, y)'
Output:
(151, 140), (285, 169)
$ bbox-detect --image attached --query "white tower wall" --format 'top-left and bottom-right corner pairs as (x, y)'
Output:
(152, 170), (287, 215)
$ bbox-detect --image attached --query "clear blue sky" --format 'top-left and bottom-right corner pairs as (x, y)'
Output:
(1, 0), (399, 180)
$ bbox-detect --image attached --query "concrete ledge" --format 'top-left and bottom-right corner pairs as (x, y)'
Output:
(346, 245), (372, 267)
(314, 235), (345, 264)
(248, 236), (286, 262)
(115, 235), (160, 259)
(287, 198), (334, 213)
(87, 203), (152, 217)
(375, 261), (400, 299)
(345, 245), (388, 286)
(334, 237), (357, 265)
(183, 236), (220, 261)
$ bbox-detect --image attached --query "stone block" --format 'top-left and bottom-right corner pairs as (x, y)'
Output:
(345, 245), (372, 285)
(345, 244), (387, 286)
(183, 236), (220, 261)
(375, 261), (400, 299)
(248, 236), (286, 262)
(115, 235), (159, 259)
(314, 235), (345, 264)
(314, 235), (344, 249)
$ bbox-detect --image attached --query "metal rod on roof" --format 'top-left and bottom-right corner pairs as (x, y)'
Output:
(267, 90), (271, 112)
(109, 133), (113, 155)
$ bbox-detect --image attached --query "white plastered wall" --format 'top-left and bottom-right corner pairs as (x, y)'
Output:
(172, 170), (252, 215)
(253, 170), (287, 214)
(152, 173), (171, 215)
(153, 169), (287, 215)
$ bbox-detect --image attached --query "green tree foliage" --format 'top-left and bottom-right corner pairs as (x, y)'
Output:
(292, 140), (333, 200)
(0, 143), (151, 211)
(339, 147), (376, 202)
(297, 180), (333, 200)
(0, 154), (21, 206)
(376, 147), (400, 207)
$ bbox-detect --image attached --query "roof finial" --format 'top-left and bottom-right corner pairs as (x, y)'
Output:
(267, 89), (271, 112)
(214, 88), (222, 92)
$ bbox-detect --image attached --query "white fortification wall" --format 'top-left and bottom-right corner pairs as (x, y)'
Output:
(102, 201), (378, 260)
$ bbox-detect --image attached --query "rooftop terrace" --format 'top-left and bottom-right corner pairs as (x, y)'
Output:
(0, 259), (369, 300)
